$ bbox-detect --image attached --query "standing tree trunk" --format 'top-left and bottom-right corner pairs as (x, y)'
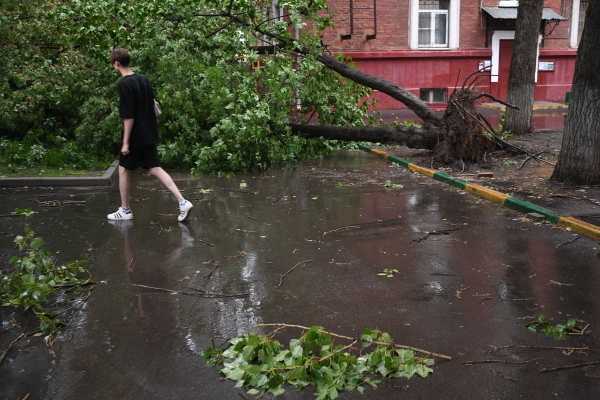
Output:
(551, 1), (600, 185)
(504, 0), (545, 135)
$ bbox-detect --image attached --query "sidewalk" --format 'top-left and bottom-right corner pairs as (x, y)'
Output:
(0, 160), (119, 188)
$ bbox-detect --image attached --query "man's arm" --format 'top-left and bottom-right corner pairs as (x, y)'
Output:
(121, 118), (134, 155)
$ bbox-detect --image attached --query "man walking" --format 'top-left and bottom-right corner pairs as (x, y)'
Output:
(107, 48), (193, 222)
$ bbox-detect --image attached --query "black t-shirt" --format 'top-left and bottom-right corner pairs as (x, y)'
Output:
(118, 73), (160, 147)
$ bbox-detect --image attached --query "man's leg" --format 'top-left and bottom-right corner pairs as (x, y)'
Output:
(107, 165), (133, 220)
(119, 165), (131, 208)
(148, 167), (193, 221)
(148, 167), (183, 201)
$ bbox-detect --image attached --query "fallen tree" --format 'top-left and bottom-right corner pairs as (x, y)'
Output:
(227, 8), (506, 163)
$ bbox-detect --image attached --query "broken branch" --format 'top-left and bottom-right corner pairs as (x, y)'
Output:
(277, 260), (312, 287)
(255, 323), (452, 360)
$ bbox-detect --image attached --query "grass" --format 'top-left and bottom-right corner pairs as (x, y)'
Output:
(0, 161), (114, 178)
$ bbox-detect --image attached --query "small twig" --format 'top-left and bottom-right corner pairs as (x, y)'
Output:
(203, 262), (222, 280)
(53, 289), (93, 316)
(149, 221), (172, 235)
(318, 305), (339, 316)
(430, 272), (457, 276)
(490, 369), (517, 381)
(277, 260), (312, 287)
(0, 331), (27, 365)
(479, 297), (492, 303)
(456, 286), (471, 298)
(503, 298), (534, 301)
(555, 236), (580, 248)
(462, 357), (542, 365)
(224, 252), (247, 259)
(187, 286), (249, 298)
(323, 225), (359, 237)
(255, 323), (452, 360)
(518, 151), (546, 170)
(132, 283), (247, 298)
(197, 239), (215, 247)
(541, 361), (600, 372)
(221, 189), (258, 195)
(489, 345), (598, 354)
(550, 194), (600, 206)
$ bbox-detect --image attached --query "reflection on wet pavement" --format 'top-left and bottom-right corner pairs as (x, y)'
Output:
(1, 150), (599, 399)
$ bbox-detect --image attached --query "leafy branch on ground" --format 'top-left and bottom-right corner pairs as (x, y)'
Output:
(523, 314), (585, 339)
(1, 225), (92, 343)
(202, 324), (441, 399)
(377, 268), (400, 278)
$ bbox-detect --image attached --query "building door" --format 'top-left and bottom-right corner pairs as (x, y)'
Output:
(492, 39), (514, 101)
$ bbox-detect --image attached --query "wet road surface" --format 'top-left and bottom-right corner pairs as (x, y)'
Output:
(1, 150), (599, 399)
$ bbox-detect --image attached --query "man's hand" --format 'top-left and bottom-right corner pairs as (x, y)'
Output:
(121, 142), (130, 155)
(121, 118), (134, 155)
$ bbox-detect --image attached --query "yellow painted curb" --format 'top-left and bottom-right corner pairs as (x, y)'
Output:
(369, 149), (389, 159)
(557, 217), (600, 242)
(532, 104), (569, 110)
(408, 164), (436, 178)
(464, 184), (511, 205)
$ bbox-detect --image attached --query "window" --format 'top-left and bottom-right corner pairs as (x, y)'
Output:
(420, 88), (447, 103)
(418, 0), (449, 47)
(410, 0), (459, 49)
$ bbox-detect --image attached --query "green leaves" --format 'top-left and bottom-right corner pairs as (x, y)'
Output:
(1, 225), (90, 337)
(523, 314), (584, 339)
(377, 268), (399, 278)
(203, 326), (434, 399)
(1, 0), (375, 174)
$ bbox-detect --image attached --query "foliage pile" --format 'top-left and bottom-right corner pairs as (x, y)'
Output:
(523, 314), (584, 339)
(1, 0), (374, 174)
(202, 325), (435, 399)
(1, 226), (91, 343)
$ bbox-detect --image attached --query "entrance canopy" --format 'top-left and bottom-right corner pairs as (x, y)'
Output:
(482, 7), (566, 21)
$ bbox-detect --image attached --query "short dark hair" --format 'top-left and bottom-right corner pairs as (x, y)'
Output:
(110, 48), (131, 67)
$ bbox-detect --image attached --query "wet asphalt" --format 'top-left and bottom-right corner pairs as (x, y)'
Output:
(1, 149), (599, 400)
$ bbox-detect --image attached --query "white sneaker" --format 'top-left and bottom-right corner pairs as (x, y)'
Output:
(107, 207), (133, 220)
(178, 200), (193, 222)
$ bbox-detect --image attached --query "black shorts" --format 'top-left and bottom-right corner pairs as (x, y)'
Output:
(119, 144), (161, 171)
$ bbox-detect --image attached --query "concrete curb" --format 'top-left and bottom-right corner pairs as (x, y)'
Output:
(359, 144), (600, 242)
(0, 160), (119, 188)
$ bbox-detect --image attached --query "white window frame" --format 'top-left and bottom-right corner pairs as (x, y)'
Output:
(410, 0), (460, 49)
(570, 0), (585, 48)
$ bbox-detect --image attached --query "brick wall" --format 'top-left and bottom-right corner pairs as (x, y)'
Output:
(321, 0), (574, 51)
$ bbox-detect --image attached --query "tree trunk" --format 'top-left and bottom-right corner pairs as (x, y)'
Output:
(504, 0), (544, 135)
(292, 88), (501, 163)
(551, 1), (600, 185)
(290, 123), (442, 149)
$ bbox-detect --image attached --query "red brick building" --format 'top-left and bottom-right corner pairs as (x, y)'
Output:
(320, 0), (587, 110)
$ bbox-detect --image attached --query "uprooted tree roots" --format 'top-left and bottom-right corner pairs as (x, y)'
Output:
(434, 88), (505, 165)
